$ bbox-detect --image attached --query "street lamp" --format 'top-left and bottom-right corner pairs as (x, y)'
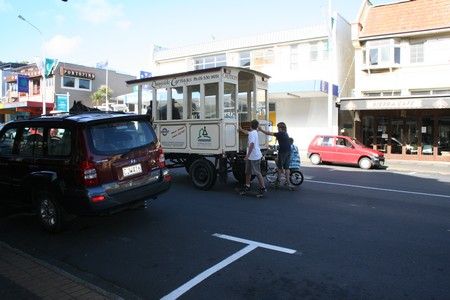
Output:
(18, 14), (47, 115)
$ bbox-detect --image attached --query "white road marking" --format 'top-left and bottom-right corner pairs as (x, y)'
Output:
(306, 179), (450, 199)
(212, 233), (297, 254)
(161, 234), (296, 300)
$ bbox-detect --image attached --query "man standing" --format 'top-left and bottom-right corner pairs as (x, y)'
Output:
(258, 122), (293, 188)
(238, 119), (266, 196)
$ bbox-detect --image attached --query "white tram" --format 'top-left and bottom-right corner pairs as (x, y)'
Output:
(126, 67), (271, 190)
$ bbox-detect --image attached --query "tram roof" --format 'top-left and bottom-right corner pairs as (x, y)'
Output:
(126, 66), (270, 85)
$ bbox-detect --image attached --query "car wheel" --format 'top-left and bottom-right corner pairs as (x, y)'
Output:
(189, 158), (217, 190)
(290, 170), (304, 186)
(358, 157), (373, 170)
(310, 154), (321, 165)
(36, 191), (65, 233)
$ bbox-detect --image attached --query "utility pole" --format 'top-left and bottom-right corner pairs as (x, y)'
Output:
(18, 14), (47, 115)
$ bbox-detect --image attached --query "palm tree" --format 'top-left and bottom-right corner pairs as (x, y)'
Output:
(90, 85), (113, 107)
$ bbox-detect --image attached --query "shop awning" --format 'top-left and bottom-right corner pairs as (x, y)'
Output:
(338, 95), (450, 111)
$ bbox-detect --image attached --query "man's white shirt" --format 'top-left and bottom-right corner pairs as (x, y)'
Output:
(247, 130), (262, 160)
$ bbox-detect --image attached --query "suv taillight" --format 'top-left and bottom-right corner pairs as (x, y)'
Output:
(80, 161), (99, 187)
(157, 148), (165, 168)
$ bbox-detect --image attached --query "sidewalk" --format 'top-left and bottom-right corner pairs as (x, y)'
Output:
(0, 241), (121, 300)
(300, 154), (450, 175)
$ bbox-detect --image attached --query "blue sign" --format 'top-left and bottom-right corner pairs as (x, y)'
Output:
(55, 94), (69, 112)
(44, 58), (57, 78)
(17, 75), (29, 93)
(140, 71), (152, 79)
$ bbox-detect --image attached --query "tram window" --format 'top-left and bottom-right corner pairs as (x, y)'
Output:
(256, 89), (267, 120)
(188, 85), (201, 119)
(205, 83), (218, 119)
(171, 87), (183, 120)
(156, 88), (168, 120)
(238, 92), (249, 122)
(224, 83), (236, 119)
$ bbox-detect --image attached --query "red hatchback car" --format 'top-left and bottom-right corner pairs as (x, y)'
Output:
(307, 135), (385, 169)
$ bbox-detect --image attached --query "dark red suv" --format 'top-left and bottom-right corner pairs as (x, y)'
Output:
(0, 112), (171, 232)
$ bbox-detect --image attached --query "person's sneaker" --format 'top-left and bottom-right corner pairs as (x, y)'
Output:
(257, 187), (266, 197)
(240, 185), (250, 194)
(274, 179), (280, 188)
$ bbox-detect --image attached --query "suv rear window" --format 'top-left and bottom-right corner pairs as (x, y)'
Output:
(89, 120), (156, 154)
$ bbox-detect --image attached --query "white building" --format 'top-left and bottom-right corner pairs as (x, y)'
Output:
(147, 13), (354, 151)
(339, 0), (450, 161)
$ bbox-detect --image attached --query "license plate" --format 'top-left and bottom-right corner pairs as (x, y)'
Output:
(123, 164), (142, 177)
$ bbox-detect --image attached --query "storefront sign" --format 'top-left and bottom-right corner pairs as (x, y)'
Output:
(54, 94), (69, 112)
(61, 68), (95, 79)
(366, 99), (422, 109)
(340, 96), (450, 111)
(17, 75), (29, 93)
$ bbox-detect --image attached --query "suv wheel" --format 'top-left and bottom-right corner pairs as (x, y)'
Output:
(310, 154), (321, 165)
(358, 157), (373, 170)
(36, 191), (65, 233)
(189, 158), (217, 190)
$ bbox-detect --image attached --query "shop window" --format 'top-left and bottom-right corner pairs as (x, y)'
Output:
(405, 119), (419, 155)
(362, 116), (375, 148)
(62, 76), (92, 91)
(63, 76), (75, 88)
(391, 119), (404, 154)
(438, 117), (450, 155)
(78, 79), (91, 90)
(421, 117), (434, 155)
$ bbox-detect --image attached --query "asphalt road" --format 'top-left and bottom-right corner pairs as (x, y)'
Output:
(1, 165), (450, 299)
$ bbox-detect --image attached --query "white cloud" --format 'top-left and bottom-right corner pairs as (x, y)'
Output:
(0, 0), (12, 12)
(116, 19), (131, 30)
(76, 0), (123, 24)
(44, 35), (82, 59)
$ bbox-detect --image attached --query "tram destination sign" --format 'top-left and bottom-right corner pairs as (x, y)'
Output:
(151, 72), (223, 89)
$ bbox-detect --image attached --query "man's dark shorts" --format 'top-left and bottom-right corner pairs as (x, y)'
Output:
(276, 152), (291, 169)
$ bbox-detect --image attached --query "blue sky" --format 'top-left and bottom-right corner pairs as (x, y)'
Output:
(0, 0), (392, 76)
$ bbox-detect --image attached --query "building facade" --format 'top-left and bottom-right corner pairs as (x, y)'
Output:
(146, 13), (354, 151)
(339, 0), (450, 161)
(0, 62), (135, 121)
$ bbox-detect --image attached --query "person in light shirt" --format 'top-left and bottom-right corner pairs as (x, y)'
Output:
(238, 119), (266, 196)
